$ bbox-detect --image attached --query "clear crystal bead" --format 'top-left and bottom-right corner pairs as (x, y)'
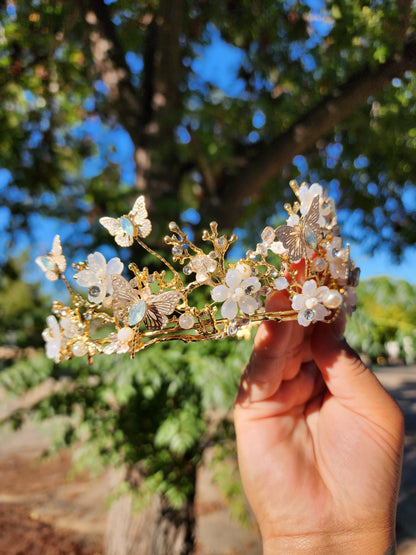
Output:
(261, 226), (275, 244)
(88, 285), (101, 298)
(172, 246), (182, 257)
(304, 308), (316, 321)
(183, 264), (192, 275)
(217, 236), (227, 247)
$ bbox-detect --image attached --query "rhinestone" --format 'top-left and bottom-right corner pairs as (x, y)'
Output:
(304, 225), (317, 249)
(88, 285), (101, 298)
(217, 236), (227, 247)
(304, 309), (316, 321)
(183, 264), (192, 275)
(169, 221), (179, 232)
(73, 263), (81, 271)
(244, 285), (255, 295)
(147, 275), (155, 283)
(60, 310), (67, 317)
(85, 313), (92, 320)
(172, 246), (183, 257)
(348, 267), (360, 287)
(179, 313), (194, 329)
(128, 300), (147, 326)
(270, 269), (278, 278)
(163, 235), (171, 243)
(121, 216), (134, 236)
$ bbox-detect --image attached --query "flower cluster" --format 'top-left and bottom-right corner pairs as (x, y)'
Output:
(37, 181), (359, 362)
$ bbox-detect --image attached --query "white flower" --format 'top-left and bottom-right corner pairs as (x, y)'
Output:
(189, 254), (217, 283)
(75, 252), (123, 304)
(42, 315), (62, 362)
(326, 237), (349, 280)
(256, 226), (287, 256)
(103, 327), (134, 354)
(211, 267), (261, 320)
(298, 183), (326, 226)
(292, 280), (330, 327)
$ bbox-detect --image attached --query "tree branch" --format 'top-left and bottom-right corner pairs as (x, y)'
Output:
(208, 36), (416, 228)
(80, 0), (142, 143)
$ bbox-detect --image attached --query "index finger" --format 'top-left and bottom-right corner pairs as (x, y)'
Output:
(235, 292), (308, 404)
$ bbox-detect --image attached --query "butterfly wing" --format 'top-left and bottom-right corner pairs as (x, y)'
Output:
(143, 291), (182, 330)
(112, 275), (140, 324)
(50, 235), (67, 273)
(144, 306), (166, 331)
(275, 226), (305, 263)
(130, 196), (152, 238)
(100, 217), (133, 246)
(100, 217), (121, 237)
(303, 195), (321, 237)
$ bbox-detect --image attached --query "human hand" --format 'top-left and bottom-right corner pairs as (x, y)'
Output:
(234, 292), (404, 554)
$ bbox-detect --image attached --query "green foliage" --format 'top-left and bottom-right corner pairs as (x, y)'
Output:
(346, 277), (416, 364)
(0, 338), (252, 509)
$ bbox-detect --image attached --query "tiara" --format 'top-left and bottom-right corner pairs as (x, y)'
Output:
(37, 180), (359, 364)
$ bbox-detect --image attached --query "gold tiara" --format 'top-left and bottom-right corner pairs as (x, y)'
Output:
(37, 180), (359, 363)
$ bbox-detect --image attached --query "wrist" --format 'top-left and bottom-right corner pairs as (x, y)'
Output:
(262, 528), (395, 554)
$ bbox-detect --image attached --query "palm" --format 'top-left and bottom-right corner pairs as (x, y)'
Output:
(234, 294), (403, 546)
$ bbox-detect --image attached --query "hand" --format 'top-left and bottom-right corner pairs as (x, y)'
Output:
(234, 292), (404, 554)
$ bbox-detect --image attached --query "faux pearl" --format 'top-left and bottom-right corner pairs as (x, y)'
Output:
(324, 291), (343, 309)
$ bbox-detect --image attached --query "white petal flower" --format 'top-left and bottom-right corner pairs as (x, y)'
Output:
(75, 252), (124, 304)
(291, 279), (330, 327)
(189, 254), (217, 283)
(103, 327), (134, 354)
(42, 315), (62, 362)
(210, 267), (261, 320)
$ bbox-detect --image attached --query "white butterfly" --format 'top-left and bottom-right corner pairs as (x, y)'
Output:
(100, 196), (152, 247)
(111, 275), (182, 331)
(275, 196), (321, 263)
(35, 235), (67, 281)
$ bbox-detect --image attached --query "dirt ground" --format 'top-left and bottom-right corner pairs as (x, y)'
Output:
(1, 366), (416, 555)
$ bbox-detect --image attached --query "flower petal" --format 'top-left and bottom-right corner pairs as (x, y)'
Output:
(238, 295), (258, 315)
(302, 280), (318, 297)
(225, 268), (242, 290)
(314, 304), (330, 321)
(211, 285), (229, 302)
(292, 294), (305, 311)
(221, 299), (238, 320)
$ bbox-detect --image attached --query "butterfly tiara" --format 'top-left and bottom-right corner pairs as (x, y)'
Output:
(37, 180), (360, 363)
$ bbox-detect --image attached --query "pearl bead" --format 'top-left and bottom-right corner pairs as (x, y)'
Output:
(324, 291), (343, 309)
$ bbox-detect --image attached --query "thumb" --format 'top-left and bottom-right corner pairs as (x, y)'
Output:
(312, 321), (403, 428)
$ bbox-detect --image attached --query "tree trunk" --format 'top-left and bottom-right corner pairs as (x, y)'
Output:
(105, 486), (196, 555)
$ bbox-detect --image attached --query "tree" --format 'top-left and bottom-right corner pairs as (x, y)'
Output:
(2, 1), (416, 553)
